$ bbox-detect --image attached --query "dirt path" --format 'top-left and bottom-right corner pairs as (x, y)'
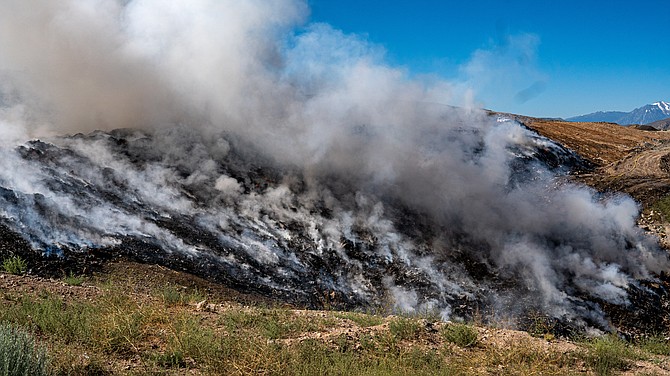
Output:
(606, 143), (670, 179)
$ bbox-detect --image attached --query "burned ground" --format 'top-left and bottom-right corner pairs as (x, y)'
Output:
(1, 116), (670, 338)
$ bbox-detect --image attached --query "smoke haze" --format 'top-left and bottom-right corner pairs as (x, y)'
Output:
(0, 0), (667, 328)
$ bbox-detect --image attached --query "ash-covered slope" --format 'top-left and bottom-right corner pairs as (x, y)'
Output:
(0, 118), (667, 332)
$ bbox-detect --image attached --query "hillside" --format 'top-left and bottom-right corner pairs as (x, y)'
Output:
(521, 117), (670, 206)
(3, 115), (670, 374)
(2, 260), (670, 375)
(3, 113), (670, 336)
(649, 118), (670, 130)
(0, 1), (668, 374)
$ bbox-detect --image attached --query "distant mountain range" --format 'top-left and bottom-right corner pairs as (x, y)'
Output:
(566, 101), (670, 126)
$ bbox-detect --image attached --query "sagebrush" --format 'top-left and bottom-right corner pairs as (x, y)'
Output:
(0, 323), (48, 376)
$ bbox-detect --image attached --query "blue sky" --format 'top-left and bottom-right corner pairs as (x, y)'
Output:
(307, 1), (670, 118)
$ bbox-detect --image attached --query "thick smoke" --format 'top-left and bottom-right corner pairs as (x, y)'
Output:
(0, 0), (667, 327)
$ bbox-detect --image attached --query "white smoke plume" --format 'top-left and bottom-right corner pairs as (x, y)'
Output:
(0, 0), (667, 327)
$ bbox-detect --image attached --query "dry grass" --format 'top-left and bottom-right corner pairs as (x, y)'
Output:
(0, 263), (669, 375)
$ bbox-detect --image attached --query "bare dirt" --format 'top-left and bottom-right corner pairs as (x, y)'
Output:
(521, 118), (670, 166)
(522, 117), (670, 206)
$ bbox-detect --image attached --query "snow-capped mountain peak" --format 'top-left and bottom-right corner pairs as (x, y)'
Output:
(652, 101), (670, 112)
(567, 100), (670, 126)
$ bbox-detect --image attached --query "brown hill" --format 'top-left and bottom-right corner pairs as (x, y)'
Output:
(520, 117), (670, 207)
(649, 118), (670, 130)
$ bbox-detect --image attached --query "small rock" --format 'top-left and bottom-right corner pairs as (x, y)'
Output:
(195, 299), (207, 311)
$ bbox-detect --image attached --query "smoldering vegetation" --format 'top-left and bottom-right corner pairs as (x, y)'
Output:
(0, 0), (668, 333)
(0, 120), (666, 333)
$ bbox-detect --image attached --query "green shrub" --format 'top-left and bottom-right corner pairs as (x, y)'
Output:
(160, 285), (204, 306)
(583, 335), (637, 376)
(389, 317), (422, 341)
(0, 323), (48, 376)
(2, 256), (26, 276)
(652, 195), (670, 222)
(63, 272), (84, 286)
(639, 336), (670, 356)
(152, 351), (186, 369)
(0, 295), (97, 344)
(442, 323), (479, 348)
(166, 315), (219, 364)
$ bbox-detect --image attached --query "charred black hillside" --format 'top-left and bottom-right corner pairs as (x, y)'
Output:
(0, 120), (668, 336)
